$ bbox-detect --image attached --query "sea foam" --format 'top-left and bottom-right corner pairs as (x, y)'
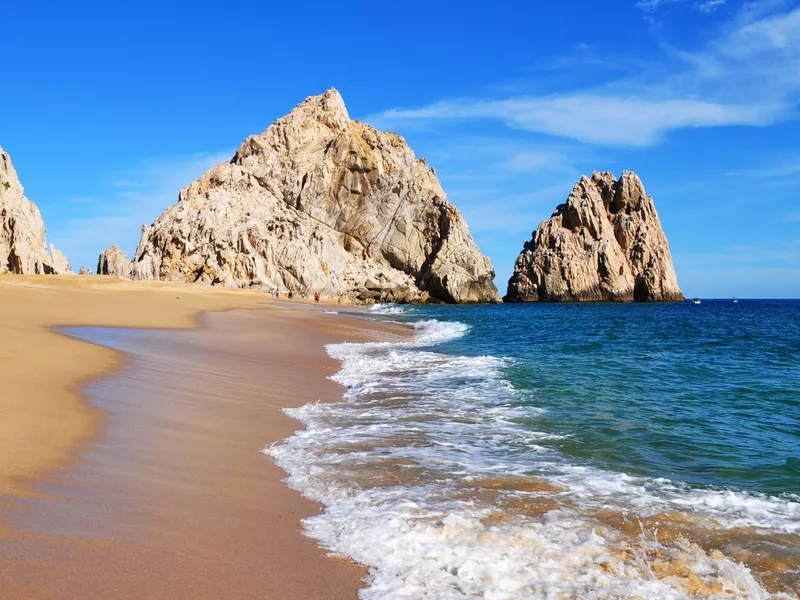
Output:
(368, 303), (411, 316)
(266, 318), (798, 599)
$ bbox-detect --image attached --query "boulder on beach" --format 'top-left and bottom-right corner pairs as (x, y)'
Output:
(105, 89), (498, 303)
(505, 171), (683, 302)
(97, 244), (131, 278)
(0, 146), (69, 275)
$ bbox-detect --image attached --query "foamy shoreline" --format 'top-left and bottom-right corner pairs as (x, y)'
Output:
(270, 303), (800, 599)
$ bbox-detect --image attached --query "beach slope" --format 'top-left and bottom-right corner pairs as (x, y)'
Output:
(0, 274), (401, 598)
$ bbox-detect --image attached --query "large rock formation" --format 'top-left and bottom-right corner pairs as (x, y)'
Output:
(103, 89), (497, 303)
(505, 171), (683, 302)
(0, 146), (70, 275)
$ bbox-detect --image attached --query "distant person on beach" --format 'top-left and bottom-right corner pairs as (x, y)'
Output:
(288, 290), (294, 299)
(314, 291), (320, 304)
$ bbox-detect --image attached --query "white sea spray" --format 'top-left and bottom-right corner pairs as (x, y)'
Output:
(368, 303), (410, 316)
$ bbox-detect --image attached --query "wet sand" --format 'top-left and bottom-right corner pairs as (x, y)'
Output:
(0, 274), (271, 496)
(0, 275), (403, 599)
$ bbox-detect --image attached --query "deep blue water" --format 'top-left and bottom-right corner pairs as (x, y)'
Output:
(384, 300), (800, 497)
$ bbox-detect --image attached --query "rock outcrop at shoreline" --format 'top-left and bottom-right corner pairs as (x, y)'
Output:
(103, 89), (498, 303)
(505, 171), (683, 302)
(0, 146), (70, 275)
(97, 244), (131, 278)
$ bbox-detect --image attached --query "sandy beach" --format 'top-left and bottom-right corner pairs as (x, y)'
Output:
(0, 274), (406, 598)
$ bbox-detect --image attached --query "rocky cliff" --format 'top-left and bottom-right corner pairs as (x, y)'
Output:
(505, 171), (683, 302)
(103, 89), (497, 303)
(0, 146), (70, 275)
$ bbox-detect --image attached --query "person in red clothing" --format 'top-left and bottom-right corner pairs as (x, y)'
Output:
(314, 291), (320, 304)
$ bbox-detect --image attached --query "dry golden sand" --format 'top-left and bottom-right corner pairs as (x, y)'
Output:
(0, 274), (405, 599)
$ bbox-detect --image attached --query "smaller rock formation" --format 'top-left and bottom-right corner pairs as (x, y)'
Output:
(505, 171), (683, 302)
(50, 244), (71, 274)
(97, 244), (131, 278)
(0, 145), (69, 275)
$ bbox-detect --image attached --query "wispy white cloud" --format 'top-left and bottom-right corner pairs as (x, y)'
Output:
(49, 150), (232, 270)
(727, 157), (800, 180)
(376, 96), (770, 147)
(636, 0), (725, 15)
(636, 0), (686, 12)
(421, 137), (585, 178)
(369, 4), (800, 148)
(734, 0), (797, 25)
(696, 0), (726, 13)
(673, 4), (800, 97)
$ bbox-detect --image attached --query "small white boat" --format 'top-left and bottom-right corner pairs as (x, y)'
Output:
(692, 298), (701, 305)
(732, 297), (739, 304)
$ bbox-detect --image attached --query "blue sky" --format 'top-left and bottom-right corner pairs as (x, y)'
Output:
(2, 0), (798, 297)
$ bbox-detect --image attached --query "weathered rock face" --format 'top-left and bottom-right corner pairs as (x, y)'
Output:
(115, 89), (497, 303)
(49, 244), (71, 274)
(97, 244), (131, 278)
(505, 171), (683, 302)
(0, 146), (70, 275)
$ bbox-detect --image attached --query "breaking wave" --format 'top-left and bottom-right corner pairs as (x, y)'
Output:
(266, 317), (799, 599)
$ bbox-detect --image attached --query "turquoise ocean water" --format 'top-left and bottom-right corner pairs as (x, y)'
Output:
(412, 300), (800, 497)
(268, 300), (800, 599)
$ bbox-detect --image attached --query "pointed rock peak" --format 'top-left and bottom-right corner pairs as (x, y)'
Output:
(568, 171), (649, 215)
(584, 169), (642, 186)
(620, 169), (641, 182)
(587, 170), (617, 190)
(235, 88), (354, 165)
(613, 170), (647, 211)
(320, 86), (345, 105)
(282, 87), (350, 128)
